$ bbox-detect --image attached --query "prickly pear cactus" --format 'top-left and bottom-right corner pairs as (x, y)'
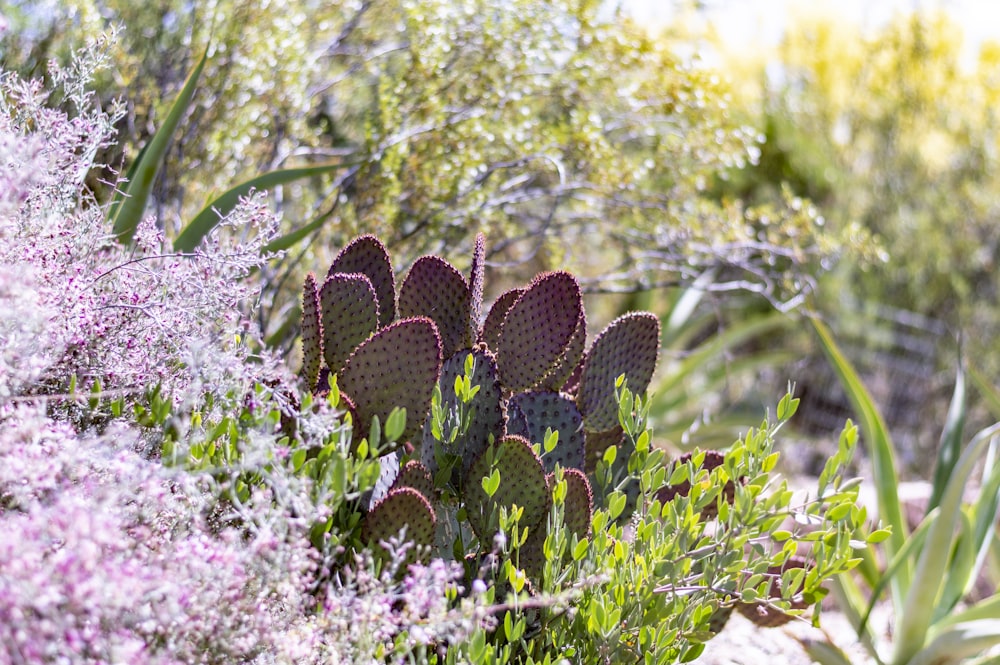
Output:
(480, 287), (522, 351)
(301, 272), (323, 390)
(577, 312), (660, 432)
(339, 317), (442, 444)
(463, 435), (551, 545)
(399, 256), (472, 360)
(328, 234), (397, 327)
(496, 272), (583, 393)
(319, 273), (379, 374)
(507, 391), (586, 474)
(421, 347), (505, 488)
(362, 487), (436, 565)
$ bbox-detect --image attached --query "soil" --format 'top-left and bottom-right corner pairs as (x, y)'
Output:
(699, 609), (877, 665)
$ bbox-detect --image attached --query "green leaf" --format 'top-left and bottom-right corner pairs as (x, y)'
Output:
(893, 423), (1000, 665)
(111, 49), (208, 244)
(384, 407), (407, 443)
(811, 316), (909, 600)
(174, 161), (349, 251)
(929, 365), (967, 512)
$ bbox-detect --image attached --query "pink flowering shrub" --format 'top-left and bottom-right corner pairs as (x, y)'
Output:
(0, 407), (317, 664)
(0, 32), (276, 403)
(0, 36), (497, 664)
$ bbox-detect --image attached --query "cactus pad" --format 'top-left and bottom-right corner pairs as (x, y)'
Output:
(362, 487), (436, 564)
(421, 347), (505, 486)
(392, 460), (436, 500)
(468, 232), (486, 339)
(464, 435), (550, 542)
(328, 234), (397, 327)
(554, 468), (593, 540)
(301, 272), (323, 390)
(339, 317), (442, 445)
(584, 426), (624, 474)
(479, 288), (522, 351)
(497, 272), (583, 392)
(398, 256), (473, 359)
(507, 391), (586, 474)
(319, 273), (380, 374)
(539, 311), (587, 392)
(577, 312), (660, 432)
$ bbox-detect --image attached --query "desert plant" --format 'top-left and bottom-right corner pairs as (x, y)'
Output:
(298, 233), (661, 583)
(802, 317), (1000, 665)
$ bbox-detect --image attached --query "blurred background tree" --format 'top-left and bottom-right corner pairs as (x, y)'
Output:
(696, 5), (1000, 468)
(0, 0), (867, 342)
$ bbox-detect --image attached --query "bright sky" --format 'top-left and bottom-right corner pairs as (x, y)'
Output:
(623, 0), (1000, 66)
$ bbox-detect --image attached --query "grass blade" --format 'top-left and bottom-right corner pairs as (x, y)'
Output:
(929, 365), (967, 511)
(111, 49), (207, 244)
(174, 161), (349, 251)
(810, 317), (909, 597)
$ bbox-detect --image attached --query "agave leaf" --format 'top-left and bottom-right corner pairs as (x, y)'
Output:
(965, 438), (1000, 598)
(929, 365), (967, 512)
(811, 317), (909, 602)
(934, 593), (1000, 632)
(907, 620), (1000, 665)
(968, 364), (1000, 421)
(893, 423), (1000, 665)
(857, 507), (935, 636)
(262, 208), (332, 254)
(934, 508), (977, 624)
(831, 574), (887, 665)
(111, 49), (208, 244)
(175, 161), (347, 251)
(797, 638), (856, 665)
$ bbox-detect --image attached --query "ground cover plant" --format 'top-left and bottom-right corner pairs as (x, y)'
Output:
(0, 29), (892, 665)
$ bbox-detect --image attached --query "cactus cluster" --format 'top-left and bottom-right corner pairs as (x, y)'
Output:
(301, 234), (660, 586)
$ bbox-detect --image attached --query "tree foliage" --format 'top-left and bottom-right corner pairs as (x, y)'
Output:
(1, 0), (869, 337)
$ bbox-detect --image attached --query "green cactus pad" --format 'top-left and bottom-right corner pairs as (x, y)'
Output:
(464, 435), (551, 543)
(398, 256), (472, 359)
(392, 460), (436, 500)
(551, 468), (593, 540)
(328, 234), (397, 327)
(362, 487), (436, 564)
(319, 273), (379, 374)
(339, 317), (442, 445)
(539, 311), (587, 392)
(301, 272), (323, 390)
(497, 272), (583, 392)
(468, 233), (486, 340)
(577, 312), (660, 432)
(479, 288), (523, 351)
(584, 426), (624, 474)
(507, 391), (585, 474)
(421, 347), (505, 487)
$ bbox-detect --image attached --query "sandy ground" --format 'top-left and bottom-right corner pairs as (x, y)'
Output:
(699, 609), (877, 665)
